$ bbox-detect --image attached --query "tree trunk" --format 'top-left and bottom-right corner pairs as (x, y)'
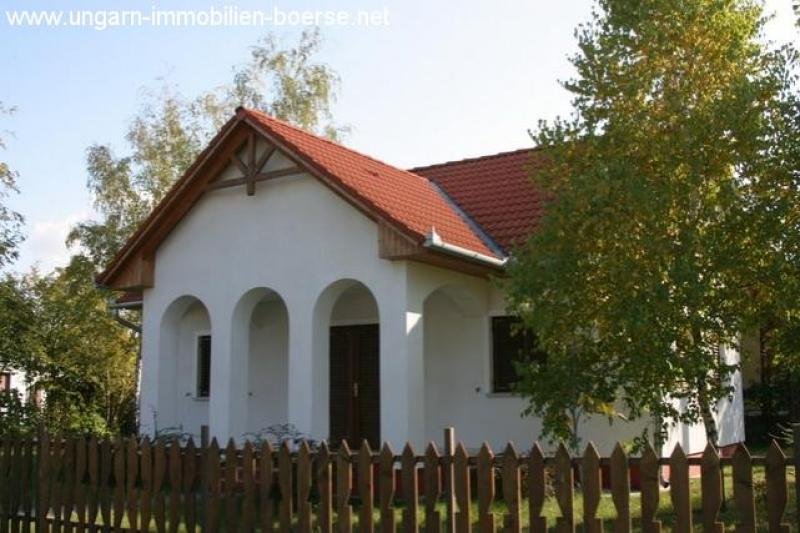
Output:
(698, 387), (719, 448)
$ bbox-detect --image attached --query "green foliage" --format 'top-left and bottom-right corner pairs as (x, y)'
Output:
(0, 390), (41, 438)
(31, 257), (138, 436)
(505, 0), (795, 446)
(69, 29), (341, 268)
(0, 260), (138, 437)
(0, 103), (24, 268)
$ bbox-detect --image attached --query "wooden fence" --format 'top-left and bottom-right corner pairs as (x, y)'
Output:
(0, 431), (798, 532)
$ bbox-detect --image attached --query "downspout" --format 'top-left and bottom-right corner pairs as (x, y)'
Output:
(106, 296), (143, 433)
(423, 228), (508, 268)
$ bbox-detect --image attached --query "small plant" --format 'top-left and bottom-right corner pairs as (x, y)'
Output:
(153, 425), (195, 445)
(150, 407), (196, 444)
(771, 422), (797, 447)
(242, 423), (317, 449)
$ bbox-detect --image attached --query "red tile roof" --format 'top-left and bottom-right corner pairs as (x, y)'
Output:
(100, 108), (546, 291)
(411, 148), (547, 253)
(242, 109), (499, 258)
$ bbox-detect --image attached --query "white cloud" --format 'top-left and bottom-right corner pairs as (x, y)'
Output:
(13, 211), (90, 274)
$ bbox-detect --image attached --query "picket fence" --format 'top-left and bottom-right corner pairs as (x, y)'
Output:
(0, 430), (798, 532)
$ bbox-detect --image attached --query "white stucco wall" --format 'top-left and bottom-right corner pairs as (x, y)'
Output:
(1, 368), (35, 403)
(662, 344), (746, 455)
(140, 141), (414, 444)
(139, 138), (746, 451)
(411, 262), (650, 453)
(246, 298), (289, 434)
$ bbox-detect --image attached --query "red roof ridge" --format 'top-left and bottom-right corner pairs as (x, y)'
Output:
(409, 146), (541, 173)
(240, 107), (433, 185)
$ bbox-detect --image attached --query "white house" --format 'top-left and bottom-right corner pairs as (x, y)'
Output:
(98, 108), (744, 454)
(0, 367), (41, 406)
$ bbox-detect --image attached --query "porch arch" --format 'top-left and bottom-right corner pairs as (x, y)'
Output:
(311, 279), (380, 445)
(230, 287), (289, 440)
(157, 295), (211, 437)
(422, 283), (488, 443)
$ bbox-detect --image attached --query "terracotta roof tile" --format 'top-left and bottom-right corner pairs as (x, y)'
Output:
(411, 148), (546, 253)
(243, 109), (499, 258)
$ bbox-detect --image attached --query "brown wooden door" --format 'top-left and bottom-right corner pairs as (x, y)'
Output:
(329, 324), (380, 448)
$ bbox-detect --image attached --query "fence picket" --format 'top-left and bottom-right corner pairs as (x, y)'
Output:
(37, 433), (50, 533)
(74, 438), (87, 533)
(278, 442), (293, 532)
(125, 438), (139, 532)
(424, 443), (442, 533)
(701, 443), (724, 533)
(183, 438), (198, 533)
(297, 441), (312, 533)
(7, 439), (19, 533)
(112, 438), (125, 533)
(582, 443), (602, 533)
(167, 439), (182, 533)
(258, 442), (274, 533)
(51, 437), (65, 533)
(378, 444), (395, 533)
(554, 443), (574, 533)
(733, 443), (756, 533)
(528, 443), (547, 533)
(453, 443), (471, 533)
(1, 438), (10, 533)
(766, 440), (791, 533)
(610, 443), (630, 533)
(99, 439), (112, 532)
(11, 439), (22, 533)
(86, 438), (98, 533)
(357, 441), (373, 533)
(21, 439), (34, 533)
(501, 443), (521, 533)
(140, 439), (152, 533)
(61, 437), (75, 533)
(402, 444), (420, 533)
(204, 440), (221, 533)
(476, 443), (495, 533)
(640, 444), (661, 533)
(152, 440), (166, 533)
(668, 444), (691, 533)
(336, 441), (352, 533)
(223, 440), (237, 533)
(317, 442), (333, 533)
(241, 442), (255, 533)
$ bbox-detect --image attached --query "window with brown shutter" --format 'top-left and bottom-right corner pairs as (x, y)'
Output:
(0, 372), (10, 393)
(491, 316), (546, 393)
(196, 335), (212, 398)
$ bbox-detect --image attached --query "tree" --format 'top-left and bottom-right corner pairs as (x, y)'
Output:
(30, 257), (138, 435)
(0, 103), (24, 268)
(69, 28), (341, 267)
(0, 274), (41, 437)
(504, 0), (792, 447)
(0, 262), (137, 437)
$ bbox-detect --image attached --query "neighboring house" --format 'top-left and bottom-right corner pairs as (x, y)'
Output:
(0, 368), (43, 407)
(98, 108), (744, 453)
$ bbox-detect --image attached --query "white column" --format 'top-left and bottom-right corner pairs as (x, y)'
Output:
(287, 294), (315, 437)
(379, 277), (426, 448)
(209, 300), (239, 443)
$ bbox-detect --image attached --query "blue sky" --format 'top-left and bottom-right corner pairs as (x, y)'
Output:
(2, 0), (798, 272)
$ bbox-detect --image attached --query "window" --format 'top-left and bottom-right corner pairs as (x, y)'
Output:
(0, 372), (9, 393)
(491, 316), (546, 393)
(196, 335), (212, 398)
